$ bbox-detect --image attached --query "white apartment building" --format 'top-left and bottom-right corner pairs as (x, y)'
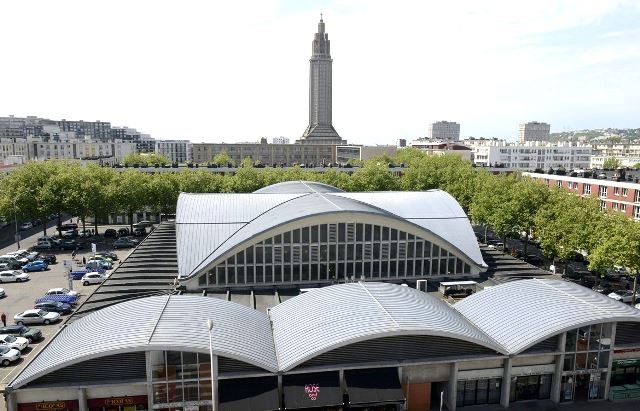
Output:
(155, 139), (192, 164)
(518, 121), (550, 143)
(466, 140), (591, 171)
(427, 121), (460, 141)
(272, 136), (290, 144)
(589, 142), (640, 168)
(0, 138), (136, 164)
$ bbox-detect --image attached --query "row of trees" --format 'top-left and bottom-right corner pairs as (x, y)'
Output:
(0, 150), (638, 294)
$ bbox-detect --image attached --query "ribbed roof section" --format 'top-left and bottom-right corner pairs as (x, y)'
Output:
(269, 282), (506, 371)
(454, 279), (640, 354)
(254, 180), (345, 194)
(176, 184), (486, 279)
(11, 295), (277, 388)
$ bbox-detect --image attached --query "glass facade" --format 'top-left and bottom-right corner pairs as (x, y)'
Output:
(198, 222), (472, 287)
(456, 378), (501, 407)
(151, 351), (212, 408)
(561, 323), (612, 402)
(509, 374), (552, 402)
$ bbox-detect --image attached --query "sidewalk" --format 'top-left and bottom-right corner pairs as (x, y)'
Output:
(460, 399), (640, 411)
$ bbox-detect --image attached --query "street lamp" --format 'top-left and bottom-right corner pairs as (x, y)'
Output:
(206, 319), (217, 411)
(12, 198), (20, 250)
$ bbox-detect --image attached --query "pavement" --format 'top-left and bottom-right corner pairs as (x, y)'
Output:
(0, 220), (137, 410)
(460, 399), (640, 410)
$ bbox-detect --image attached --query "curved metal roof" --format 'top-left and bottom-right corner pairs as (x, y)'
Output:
(454, 278), (640, 354)
(254, 180), (345, 194)
(11, 295), (278, 388)
(177, 185), (486, 280)
(269, 282), (506, 371)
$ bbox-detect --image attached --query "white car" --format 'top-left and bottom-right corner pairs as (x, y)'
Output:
(14, 309), (60, 325)
(0, 345), (20, 366)
(0, 270), (29, 283)
(81, 272), (106, 286)
(9, 250), (38, 262)
(3, 253), (28, 265)
(607, 291), (640, 304)
(19, 222), (33, 231)
(46, 288), (78, 297)
(0, 334), (29, 351)
(87, 259), (113, 270)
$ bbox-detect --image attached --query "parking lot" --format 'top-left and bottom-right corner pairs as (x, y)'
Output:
(0, 220), (140, 390)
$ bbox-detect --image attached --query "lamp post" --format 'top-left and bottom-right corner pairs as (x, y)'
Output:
(12, 198), (20, 250)
(206, 319), (217, 411)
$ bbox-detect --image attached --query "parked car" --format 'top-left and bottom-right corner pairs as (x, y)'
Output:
(607, 290), (640, 303)
(0, 288), (5, 298)
(45, 287), (79, 298)
(0, 345), (20, 366)
(78, 229), (93, 238)
(39, 254), (57, 264)
(32, 241), (57, 251)
(86, 259), (112, 270)
(0, 270), (29, 283)
(58, 223), (78, 231)
(0, 325), (42, 342)
(1, 254), (28, 265)
(0, 261), (22, 270)
(38, 236), (61, 245)
(0, 334), (29, 351)
(112, 238), (135, 249)
(120, 236), (139, 244)
(34, 301), (72, 315)
(96, 251), (118, 261)
(61, 229), (78, 239)
(10, 250), (39, 262)
(133, 227), (147, 236)
(103, 228), (117, 238)
(117, 228), (130, 237)
(14, 309), (60, 325)
(35, 294), (78, 305)
(19, 222), (33, 231)
(58, 240), (85, 251)
(82, 272), (106, 286)
(135, 220), (154, 227)
(69, 268), (106, 280)
(89, 255), (113, 263)
(22, 261), (48, 272)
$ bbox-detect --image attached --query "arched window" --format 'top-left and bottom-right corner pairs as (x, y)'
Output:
(198, 222), (471, 287)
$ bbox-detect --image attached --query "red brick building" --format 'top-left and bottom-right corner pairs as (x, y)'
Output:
(523, 172), (640, 220)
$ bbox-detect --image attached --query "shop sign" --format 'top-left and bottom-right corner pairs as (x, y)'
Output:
(305, 383), (320, 400)
(87, 396), (147, 407)
(18, 400), (79, 411)
(613, 359), (640, 367)
(614, 347), (640, 354)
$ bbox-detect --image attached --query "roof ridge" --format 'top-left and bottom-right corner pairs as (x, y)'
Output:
(147, 294), (172, 344)
(358, 282), (400, 329)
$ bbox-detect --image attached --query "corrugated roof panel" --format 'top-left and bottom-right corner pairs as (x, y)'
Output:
(11, 295), (278, 388)
(454, 279), (640, 354)
(269, 282), (506, 371)
(254, 181), (345, 194)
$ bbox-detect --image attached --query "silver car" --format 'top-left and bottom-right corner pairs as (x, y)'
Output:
(14, 309), (60, 325)
(0, 345), (20, 367)
(0, 270), (29, 283)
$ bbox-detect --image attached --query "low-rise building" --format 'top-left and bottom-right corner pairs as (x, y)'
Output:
(410, 141), (473, 161)
(524, 171), (640, 219)
(191, 141), (336, 166)
(335, 145), (397, 163)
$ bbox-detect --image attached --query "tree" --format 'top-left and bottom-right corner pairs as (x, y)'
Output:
(122, 152), (170, 166)
(602, 157), (621, 170)
(212, 151), (235, 167)
(147, 173), (180, 218)
(510, 177), (550, 257)
(470, 174), (519, 247)
(109, 170), (150, 232)
(348, 160), (398, 192)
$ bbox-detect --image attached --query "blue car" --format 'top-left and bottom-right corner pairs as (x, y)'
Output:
(35, 294), (78, 305)
(22, 260), (48, 272)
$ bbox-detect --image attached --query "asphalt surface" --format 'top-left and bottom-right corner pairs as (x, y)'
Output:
(0, 220), (138, 409)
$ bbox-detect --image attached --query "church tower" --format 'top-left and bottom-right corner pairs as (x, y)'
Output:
(299, 16), (346, 145)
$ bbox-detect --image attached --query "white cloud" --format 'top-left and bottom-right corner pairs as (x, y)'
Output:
(0, 0), (638, 143)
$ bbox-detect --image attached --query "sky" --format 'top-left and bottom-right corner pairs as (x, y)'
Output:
(1, 0), (639, 144)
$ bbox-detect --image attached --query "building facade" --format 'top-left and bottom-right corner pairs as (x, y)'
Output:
(191, 142), (336, 166)
(518, 121), (551, 143)
(427, 121), (461, 141)
(523, 172), (640, 219)
(272, 136), (290, 144)
(465, 141), (591, 171)
(299, 17), (345, 145)
(176, 181), (485, 291)
(409, 141), (473, 161)
(155, 140), (192, 164)
(335, 145), (398, 163)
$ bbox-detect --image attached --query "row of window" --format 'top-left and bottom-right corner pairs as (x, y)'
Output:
(198, 224), (472, 287)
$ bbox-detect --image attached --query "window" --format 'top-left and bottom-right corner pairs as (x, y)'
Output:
(584, 184), (591, 195)
(634, 205), (640, 219)
(614, 187), (620, 196)
(635, 190), (640, 203)
(622, 188), (629, 197)
(557, 181), (562, 188)
(599, 186), (608, 197)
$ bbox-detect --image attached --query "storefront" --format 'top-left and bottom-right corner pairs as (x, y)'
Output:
(611, 359), (640, 386)
(509, 374), (552, 402)
(456, 378), (501, 407)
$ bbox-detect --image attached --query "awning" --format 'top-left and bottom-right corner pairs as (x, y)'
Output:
(283, 371), (342, 409)
(219, 376), (279, 411)
(345, 368), (405, 406)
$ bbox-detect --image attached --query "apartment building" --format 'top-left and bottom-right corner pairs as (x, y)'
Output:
(155, 140), (192, 164)
(518, 121), (550, 143)
(524, 172), (640, 219)
(409, 141), (472, 161)
(335, 145), (397, 163)
(192, 142), (336, 165)
(427, 121), (460, 141)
